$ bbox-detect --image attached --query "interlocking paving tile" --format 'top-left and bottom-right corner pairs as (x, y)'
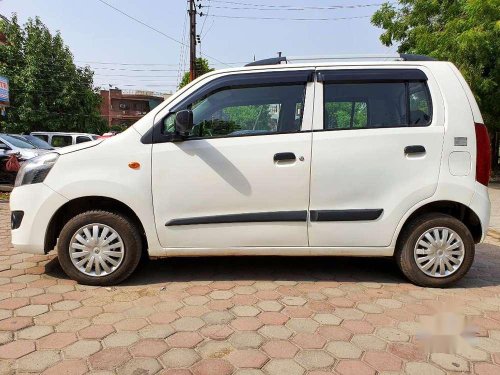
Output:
(227, 349), (268, 368)
(0, 340), (35, 359)
(63, 339), (102, 358)
(229, 331), (265, 349)
(16, 350), (61, 372)
(192, 358), (234, 375)
(264, 358), (305, 375)
(42, 359), (88, 375)
(405, 362), (445, 375)
(261, 340), (298, 358)
(161, 348), (200, 368)
(335, 359), (375, 375)
(430, 353), (470, 372)
(89, 347), (131, 370)
(325, 341), (362, 359)
(167, 331), (204, 348)
(295, 350), (335, 370)
(117, 357), (163, 375)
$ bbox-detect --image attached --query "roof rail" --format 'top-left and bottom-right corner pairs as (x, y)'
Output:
(245, 53), (437, 66)
(245, 57), (286, 67)
(400, 53), (437, 61)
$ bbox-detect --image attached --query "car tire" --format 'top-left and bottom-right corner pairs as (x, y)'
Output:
(395, 213), (475, 288)
(57, 210), (142, 286)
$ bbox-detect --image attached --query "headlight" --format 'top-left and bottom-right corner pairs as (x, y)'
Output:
(14, 153), (59, 187)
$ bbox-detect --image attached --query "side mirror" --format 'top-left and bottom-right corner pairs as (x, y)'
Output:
(0, 144), (8, 150)
(175, 110), (194, 136)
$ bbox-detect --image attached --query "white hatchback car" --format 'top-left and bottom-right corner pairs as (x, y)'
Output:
(10, 55), (491, 287)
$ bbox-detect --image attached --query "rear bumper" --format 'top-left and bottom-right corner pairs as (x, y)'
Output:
(469, 182), (491, 242)
(10, 183), (68, 254)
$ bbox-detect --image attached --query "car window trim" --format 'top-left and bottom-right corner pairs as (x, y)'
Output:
(142, 70), (314, 144)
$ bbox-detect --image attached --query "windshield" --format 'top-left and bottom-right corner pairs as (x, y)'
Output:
(16, 135), (53, 150)
(1, 134), (36, 149)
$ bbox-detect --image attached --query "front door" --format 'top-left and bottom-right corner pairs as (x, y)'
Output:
(152, 70), (314, 248)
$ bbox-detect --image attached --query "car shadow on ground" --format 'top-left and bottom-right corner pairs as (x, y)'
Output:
(44, 242), (500, 289)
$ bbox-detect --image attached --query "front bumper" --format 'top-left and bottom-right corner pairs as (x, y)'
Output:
(10, 183), (68, 254)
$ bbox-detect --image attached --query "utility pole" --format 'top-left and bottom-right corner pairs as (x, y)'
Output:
(189, 0), (197, 82)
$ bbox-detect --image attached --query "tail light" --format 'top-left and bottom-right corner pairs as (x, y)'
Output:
(474, 123), (491, 186)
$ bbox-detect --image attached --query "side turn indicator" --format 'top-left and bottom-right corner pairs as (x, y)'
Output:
(128, 162), (141, 170)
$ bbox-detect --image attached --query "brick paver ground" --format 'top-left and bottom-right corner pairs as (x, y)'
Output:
(0, 188), (499, 374)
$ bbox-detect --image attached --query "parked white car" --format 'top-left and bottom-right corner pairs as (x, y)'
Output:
(10, 54), (491, 286)
(0, 133), (49, 160)
(30, 132), (99, 148)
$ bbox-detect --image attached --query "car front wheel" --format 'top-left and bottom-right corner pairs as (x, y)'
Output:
(57, 210), (142, 285)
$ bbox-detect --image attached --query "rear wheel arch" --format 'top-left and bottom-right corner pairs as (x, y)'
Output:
(396, 200), (482, 246)
(45, 196), (147, 255)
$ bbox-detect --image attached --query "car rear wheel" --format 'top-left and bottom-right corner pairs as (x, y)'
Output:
(395, 213), (475, 287)
(57, 210), (142, 285)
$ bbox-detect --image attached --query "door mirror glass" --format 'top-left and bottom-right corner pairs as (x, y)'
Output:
(175, 110), (194, 135)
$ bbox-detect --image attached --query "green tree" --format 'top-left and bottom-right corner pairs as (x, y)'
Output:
(178, 58), (214, 89)
(371, 0), (499, 138)
(0, 15), (106, 134)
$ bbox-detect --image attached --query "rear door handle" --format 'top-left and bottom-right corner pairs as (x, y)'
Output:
(404, 145), (426, 155)
(274, 152), (296, 162)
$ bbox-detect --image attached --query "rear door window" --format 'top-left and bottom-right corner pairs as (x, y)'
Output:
(322, 72), (432, 129)
(76, 136), (92, 144)
(51, 135), (73, 147)
(325, 101), (368, 129)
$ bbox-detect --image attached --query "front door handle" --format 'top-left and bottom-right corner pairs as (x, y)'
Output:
(404, 145), (426, 155)
(274, 152), (296, 162)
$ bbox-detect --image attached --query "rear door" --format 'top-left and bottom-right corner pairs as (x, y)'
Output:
(309, 67), (444, 247)
(151, 70), (314, 248)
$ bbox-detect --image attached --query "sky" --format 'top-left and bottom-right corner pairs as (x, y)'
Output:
(1, 0), (397, 93)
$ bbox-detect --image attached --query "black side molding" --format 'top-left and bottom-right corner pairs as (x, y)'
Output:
(166, 211), (307, 226)
(310, 209), (383, 222)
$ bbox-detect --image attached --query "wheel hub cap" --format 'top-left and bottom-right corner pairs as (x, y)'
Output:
(69, 223), (125, 277)
(413, 227), (465, 278)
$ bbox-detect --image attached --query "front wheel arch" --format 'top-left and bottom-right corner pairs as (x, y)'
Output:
(45, 196), (147, 255)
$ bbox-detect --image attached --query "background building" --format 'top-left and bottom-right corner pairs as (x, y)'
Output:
(100, 89), (170, 128)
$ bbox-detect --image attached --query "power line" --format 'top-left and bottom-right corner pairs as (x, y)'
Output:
(208, 0), (388, 9)
(203, 3), (387, 11)
(94, 74), (179, 78)
(199, 0), (212, 36)
(177, 0), (190, 86)
(205, 14), (372, 21)
(95, 0), (229, 67)
(77, 61), (180, 66)
(94, 83), (177, 87)
(76, 60), (246, 66)
(92, 67), (180, 72)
